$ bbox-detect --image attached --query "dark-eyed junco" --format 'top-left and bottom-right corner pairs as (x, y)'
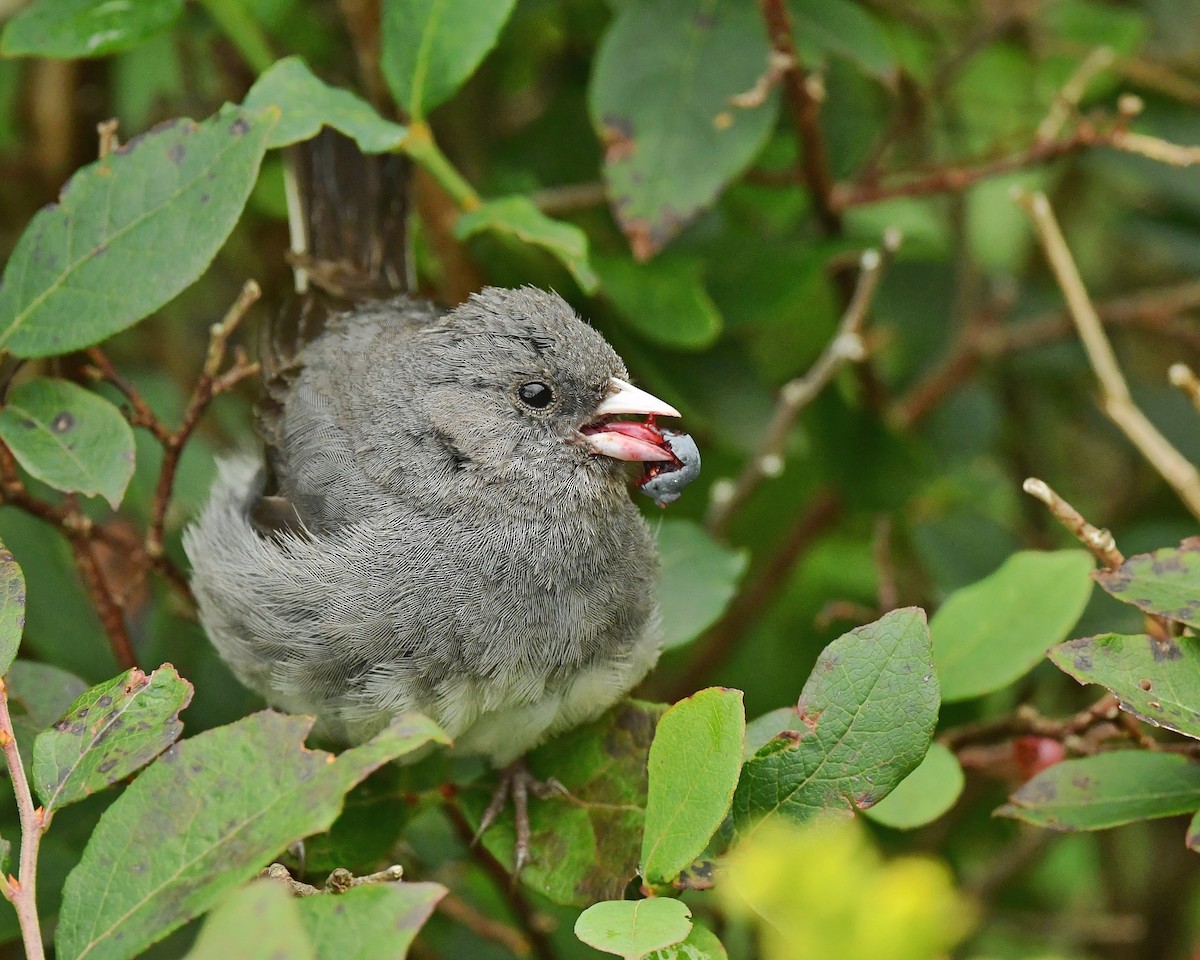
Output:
(184, 128), (699, 790)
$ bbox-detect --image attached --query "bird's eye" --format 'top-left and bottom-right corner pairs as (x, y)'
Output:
(518, 381), (554, 409)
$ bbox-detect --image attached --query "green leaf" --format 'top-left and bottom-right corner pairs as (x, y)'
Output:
(0, 541), (25, 676)
(641, 688), (744, 884)
(1050, 633), (1200, 741)
(1094, 538), (1200, 630)
(463, 700), (665, 907)
(789, 0), (896, 80)
(244, 56), (408, 152)
(575, 898), (692, 960)
(643, 923), (727, 960)
(55, 711), (446, 960)
(742, 707), (799, 761)
(7, 661), (87, 728)
(932, 550), (1094, 701)
(297, 882), (447, 959)
(0, 103), (276, 358)
(455, 196), (599, 293)
(0, 379), (135, 508)
(589, 0), (779, 259)
(182, 880), (313, 960)
(861, 742), (964, 830)
(1, 0), (184, 59)
(732, 608), (939, 831)
(32, 664), (193, 813)
(381, 0), (517, 118)
(997, 751), (1200, 831)
(598, 255), (723, 350)
(656, 520), (747, 650)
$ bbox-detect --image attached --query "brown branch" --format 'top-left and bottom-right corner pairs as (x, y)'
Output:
(1022, 478), (1123, 569)
(96, 118), (119, 159)
(892, 280), (1200, 428)
(941, 695), (1121, 752)
(669, 490), (841, 701)
(1169, 363), (1200, 411)
(758, 0), (840, 234)
(438, 892), (532, 958)
(0, 679), (46, 960)
(68, 530), (137, 670)
(147, 280), (261, 562)
(706, 237), (897, 537)
(1015, 190), (1200, 520)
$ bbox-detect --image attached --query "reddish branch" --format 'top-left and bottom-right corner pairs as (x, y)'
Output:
(0, 281), (262, 668)
(0, 678), (46, 960)
(758, 0), (841, 234)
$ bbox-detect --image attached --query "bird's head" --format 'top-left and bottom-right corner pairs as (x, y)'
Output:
(411, 286), (685, 503)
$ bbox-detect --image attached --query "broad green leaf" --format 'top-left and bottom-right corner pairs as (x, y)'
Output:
(657, 520), (747, 650)
(0, 379), (135, 509)
(641, 688), (744, 884)
(997, 751), (1200, 830)
(1, 0), (184, 59)
(381, 0), (517, 118)
(55, 711), (446, 960)
(1094, 538), (1200, 631)
(0, 541), (24, 676)
(244, 56), (408, 151)
(33, 664), (193, 813)
(8, 661), (87, 727)
(742, 707), (799, 761)
(861, 742), (963, 830)
(183, 880), (313, 960)
(589, 0), (778, 259)
(643, 923), (727, 960)
(575, 898), (692, 960)
(0, 103), (276, 357)
(455, 196), (599, 293)
(789, 0), (896, 80)
(1051, 633), (1200, 740)
(732, 608), (939, 831)
(932, 550), (1094, 701)
(463, 700), (665, 907)
(598, 255), (723, 351)
(297, 882), (447, 960)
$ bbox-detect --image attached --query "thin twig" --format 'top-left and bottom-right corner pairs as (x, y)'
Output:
(1021, 478), (1123, 568)
(1015, 190), (1200, 520)
(439, 892), (532, 957)
(68, 531), (137, 670)
(872, 515), (898, 611)
(0, 679), (46, 960)
(1169, 363), (1200, 411)
(96, 118), (119, 159)
(892, 279), (1200, 427)
(146, 280), (261, 561)
(941, 695), (1121, 752)
(706, 236), (898, 537)
(1036, 47), (1116, 143)
(529, 182), (607, 217)
(443, 800), (557, 960)
(758, 0), (840, 234)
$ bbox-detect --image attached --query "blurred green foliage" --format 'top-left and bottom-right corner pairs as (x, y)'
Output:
(2, 0), (1200, 958)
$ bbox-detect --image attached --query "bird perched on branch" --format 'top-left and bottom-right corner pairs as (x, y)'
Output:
(184, 130), (699, 867)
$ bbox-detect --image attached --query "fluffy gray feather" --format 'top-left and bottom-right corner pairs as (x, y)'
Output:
(185, 286), (664, 763)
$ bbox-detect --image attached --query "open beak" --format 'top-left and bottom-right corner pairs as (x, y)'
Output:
(583, 378), (681, 462)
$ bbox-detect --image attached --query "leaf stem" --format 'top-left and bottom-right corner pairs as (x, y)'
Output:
(402, 123), (481, 211)
(196, 0), (276, 75)
(0, 678), (46, 960)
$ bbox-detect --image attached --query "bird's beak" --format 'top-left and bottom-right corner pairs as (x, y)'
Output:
(583, 378), (681, 462)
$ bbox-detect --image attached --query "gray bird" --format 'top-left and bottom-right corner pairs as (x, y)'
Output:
(186, 285), (682, 759)
(184, 132), (698, 866)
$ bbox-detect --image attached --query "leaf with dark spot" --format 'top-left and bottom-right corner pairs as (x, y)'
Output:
(589, 0), (779, 259)
(1094, 538), (1200, 630)
(0, 103), (275, 357)
(732, 608), (939, 832)
(998, 751), (1200, 831)
(460, 700), (666, 907)
(1050, 633), (1200, 741)
(0, 378), (135, 508)
(32, 663), (193, 813)
(56, 710), (446, 960)
(0, 542), (26, 676)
